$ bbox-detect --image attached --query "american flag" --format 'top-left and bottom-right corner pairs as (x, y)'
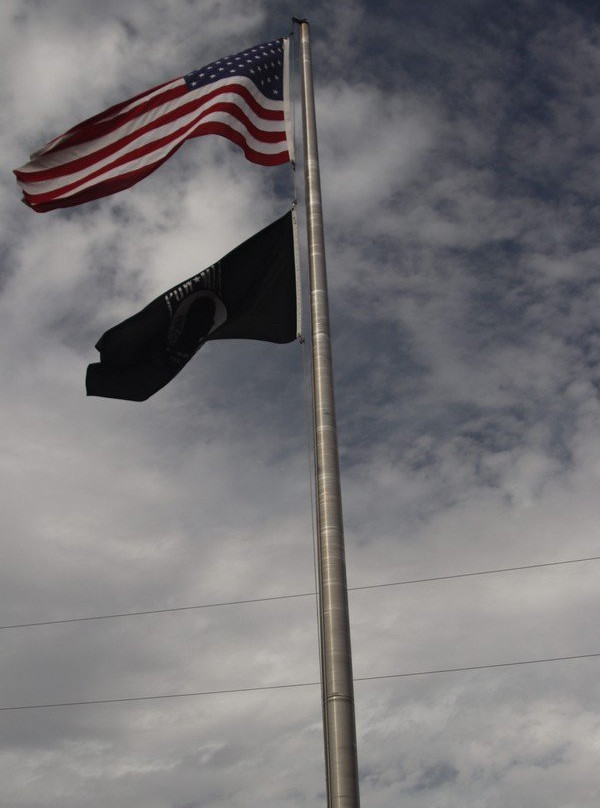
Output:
(14, 38), (292, 213)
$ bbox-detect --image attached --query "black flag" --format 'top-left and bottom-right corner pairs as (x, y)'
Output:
(86, 211), (297, 401)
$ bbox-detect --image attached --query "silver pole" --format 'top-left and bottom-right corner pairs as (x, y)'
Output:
(295, 19), (361, 808)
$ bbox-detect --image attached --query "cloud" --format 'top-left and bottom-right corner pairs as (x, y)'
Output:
(2, 2), (600, 807)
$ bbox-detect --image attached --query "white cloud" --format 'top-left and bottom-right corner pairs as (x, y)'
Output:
(2, 1), (600, 807)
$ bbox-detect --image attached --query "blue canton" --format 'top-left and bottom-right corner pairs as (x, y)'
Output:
(184, 39), (284, 100)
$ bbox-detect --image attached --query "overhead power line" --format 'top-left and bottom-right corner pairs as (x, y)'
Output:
(354, 652), (600, 681)
(1, 554), (599, 632)
(0, 680), (319, 711)
(1, 651), (599, 711)
(348, 554), (600, 592)
(0, 592), (315, 631)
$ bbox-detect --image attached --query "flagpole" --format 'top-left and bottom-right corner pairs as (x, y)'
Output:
(294, 19), (361, 808)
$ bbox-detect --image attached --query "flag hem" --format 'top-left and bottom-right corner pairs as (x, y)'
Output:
(283, 36), (295, 164)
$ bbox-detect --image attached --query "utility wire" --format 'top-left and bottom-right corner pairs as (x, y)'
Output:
(0, 680), (319, 711)
(1, 554), (599, 632)
(0, 592), (315, 631)
(349, 553), (600, 592)
(1, 651), (599, 711)
(354, 652), (600, 681)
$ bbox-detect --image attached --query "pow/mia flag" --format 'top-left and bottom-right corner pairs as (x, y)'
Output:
(86, 210), (297, 401)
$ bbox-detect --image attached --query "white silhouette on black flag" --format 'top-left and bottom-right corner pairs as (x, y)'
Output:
(86, 210), (297, 401)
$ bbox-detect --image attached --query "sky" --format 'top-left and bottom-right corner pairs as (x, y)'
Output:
(1, 0), (600, 806)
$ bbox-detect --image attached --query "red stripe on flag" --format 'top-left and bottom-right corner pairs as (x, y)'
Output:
(20, 101), (288, 207)
(24, 134), (289, 212)
(33, 80), (285, 164)
(189, 122), (290, 166)
(21, 117), (289, 210)
(30, 78), (180, 157)
(15, 92), (285, 185)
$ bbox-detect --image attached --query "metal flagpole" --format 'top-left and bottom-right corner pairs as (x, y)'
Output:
(294, 18), (361, 808)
